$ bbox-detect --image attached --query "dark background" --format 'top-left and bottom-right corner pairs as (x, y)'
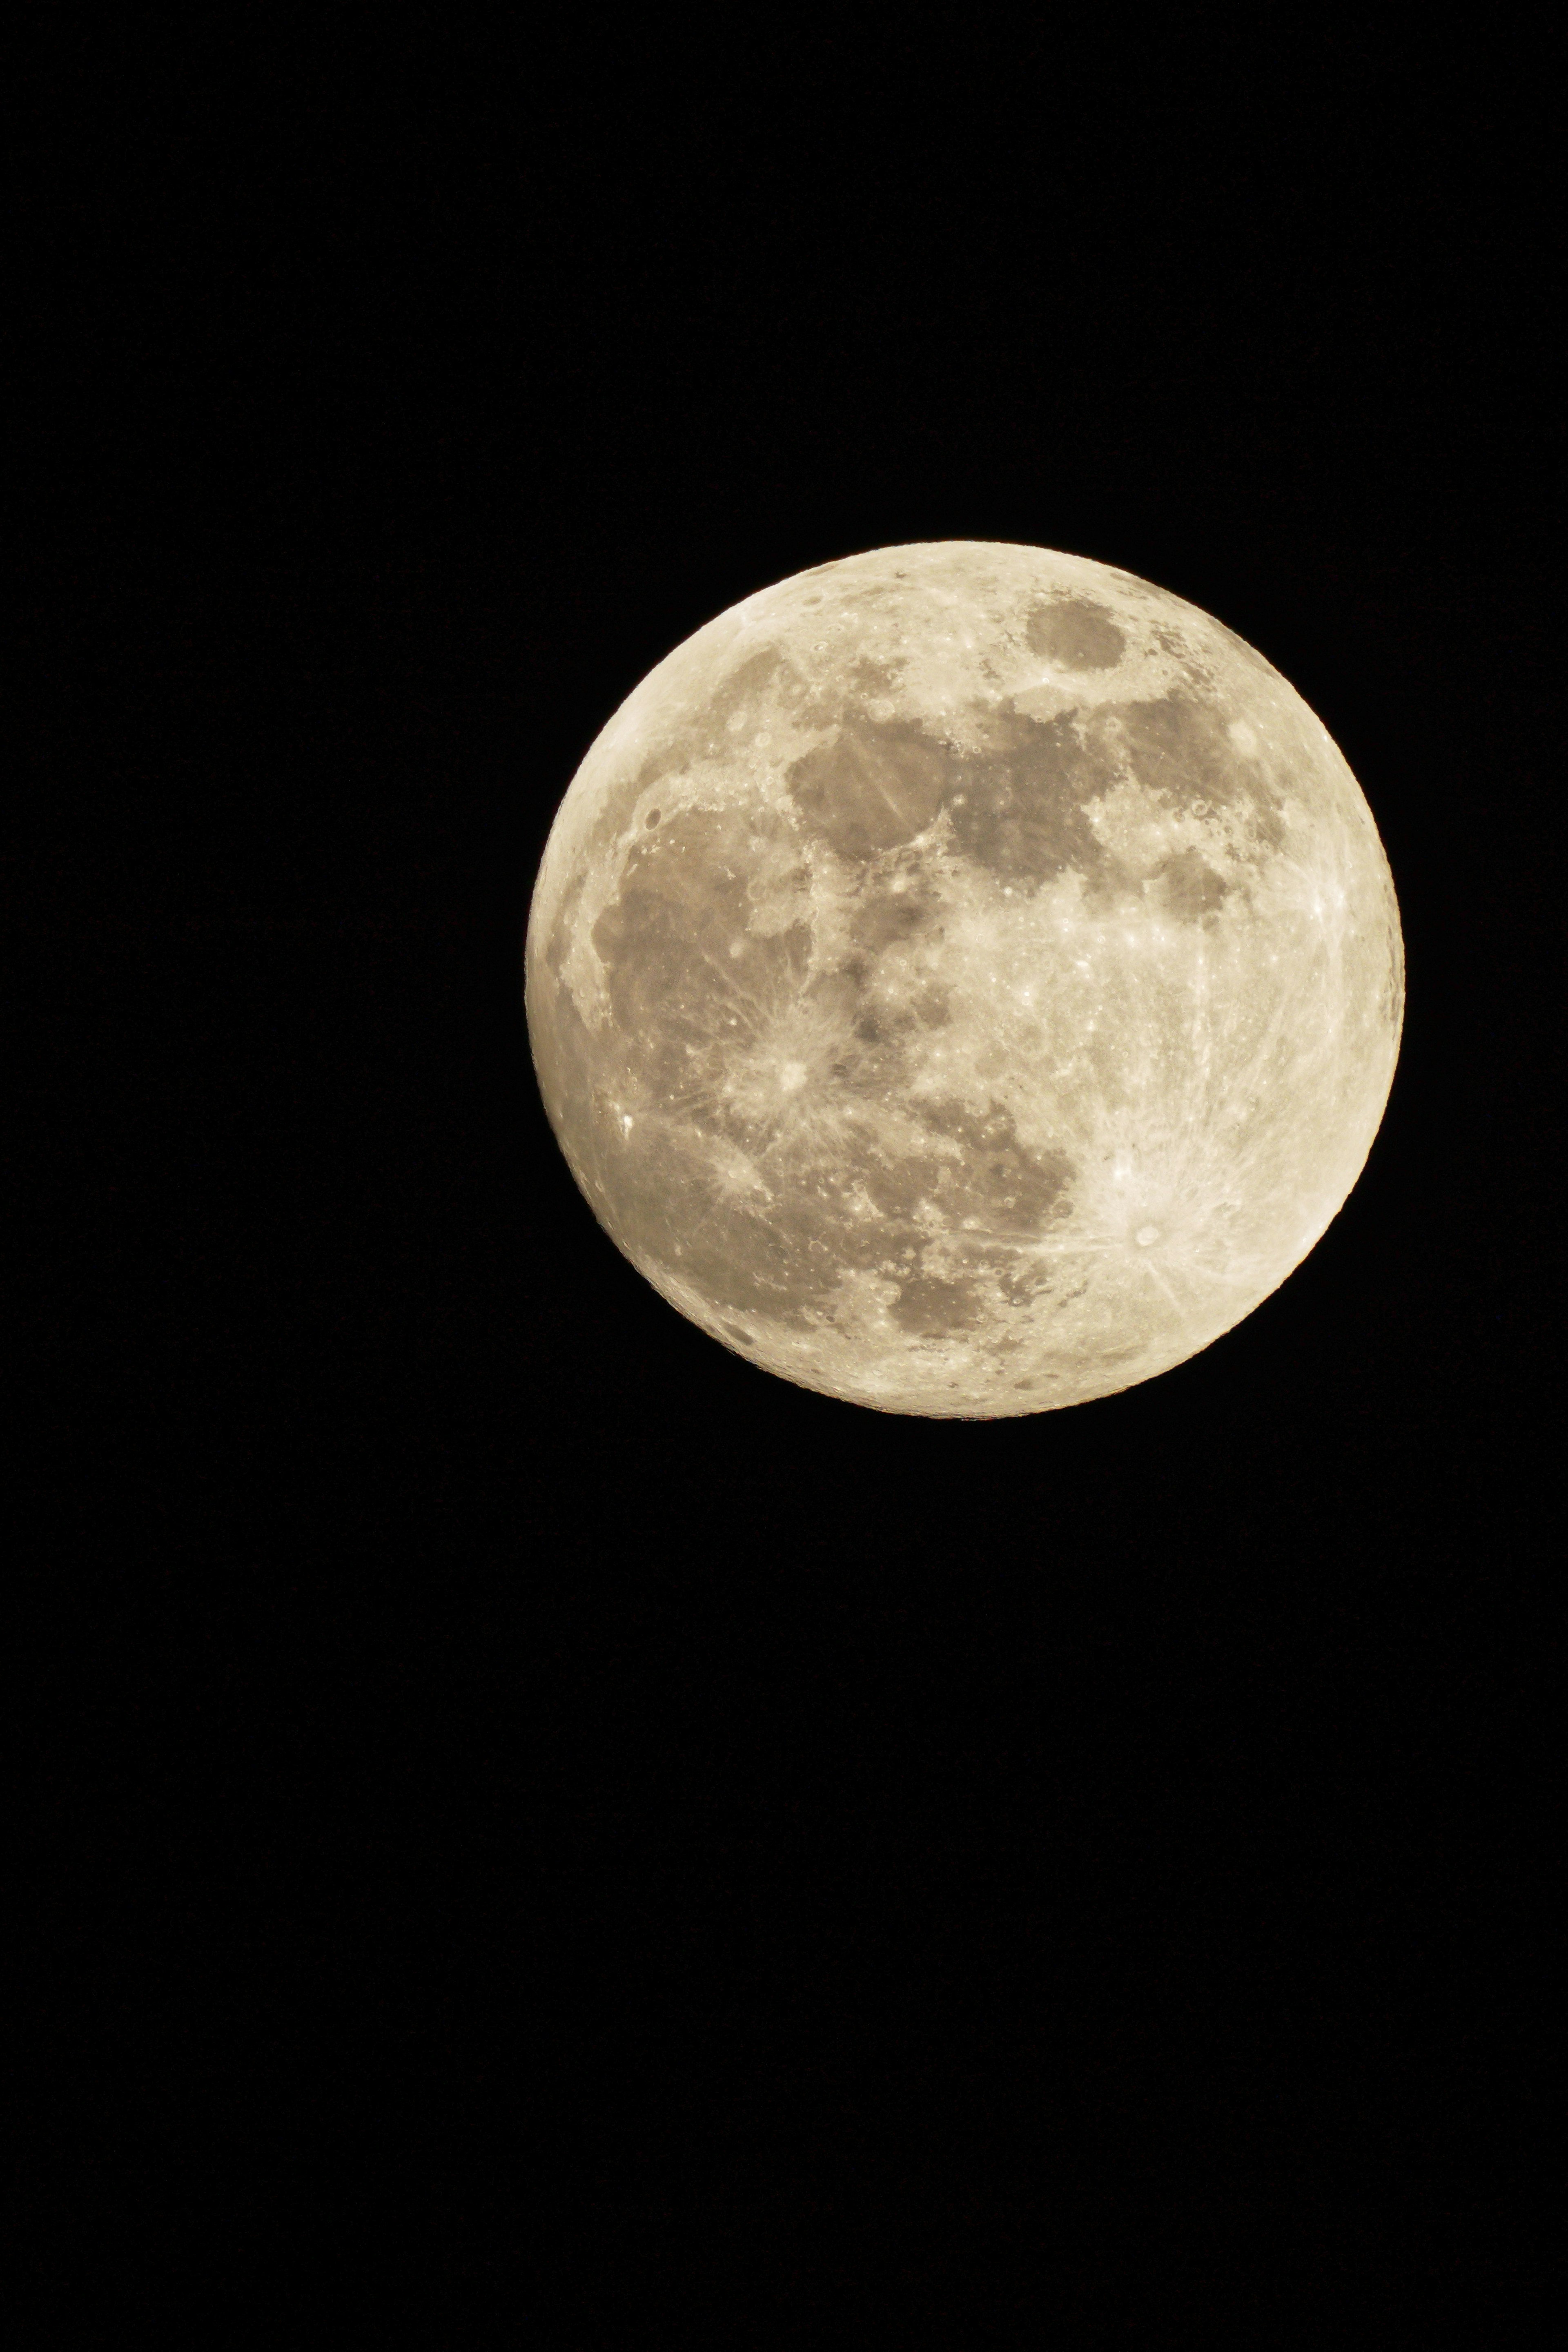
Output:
(12, 19), (1559, 2343)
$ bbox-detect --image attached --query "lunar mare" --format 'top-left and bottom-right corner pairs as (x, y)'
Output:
(526, 543), (1403, 1417)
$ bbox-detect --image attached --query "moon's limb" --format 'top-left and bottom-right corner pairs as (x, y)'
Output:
(526, 543), (1403, 1417)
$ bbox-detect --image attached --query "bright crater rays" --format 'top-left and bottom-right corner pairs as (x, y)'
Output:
(526, 542), (1403, 1417)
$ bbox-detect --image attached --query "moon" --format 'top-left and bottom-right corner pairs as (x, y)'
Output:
(526, 543), (1403, 1417)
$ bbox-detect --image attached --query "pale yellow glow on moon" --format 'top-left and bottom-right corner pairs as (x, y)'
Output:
(526, 543), (1403, 1417)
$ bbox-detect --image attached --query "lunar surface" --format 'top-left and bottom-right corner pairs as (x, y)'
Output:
(526, 543), (1402, 1417)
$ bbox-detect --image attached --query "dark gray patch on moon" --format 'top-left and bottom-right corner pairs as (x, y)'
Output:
(850, 654), (904, 697)
(788, 715), (958, 861)
(1152, 845), (1230, 921)
(1100, 691), (1283, 840)
(1025, 597), (1127, 671)
(849, 867), (941, 955)
(590, 805), (812, 1099)
(790, 699), (1130, 898)
(920, 1101), (1074, 1231)
(785, 677), (1287, 907)
(945, 707), (1120, 894)
(889, 1271), (983, 1337)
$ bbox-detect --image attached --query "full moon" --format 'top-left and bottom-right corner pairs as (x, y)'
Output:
(526, 543), (1402, 1417)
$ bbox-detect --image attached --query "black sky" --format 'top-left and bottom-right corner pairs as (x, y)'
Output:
(12, 21), (1559, 2343)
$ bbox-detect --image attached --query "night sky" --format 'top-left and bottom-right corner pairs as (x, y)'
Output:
(13, 22), (1557, 2342)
